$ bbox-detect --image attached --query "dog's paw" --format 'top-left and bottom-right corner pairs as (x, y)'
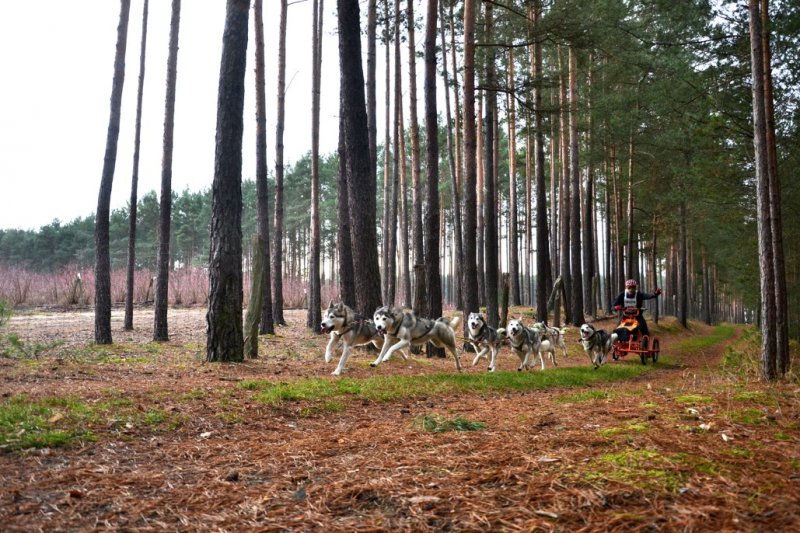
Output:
(369, 362), (377, 367)
(332, 369), (342, 376)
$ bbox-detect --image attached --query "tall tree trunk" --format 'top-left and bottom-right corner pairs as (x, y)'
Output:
(95, 0), (131, 345)
(557, 46), (571, 324)
(272, 0), (288, 326)
(124, 0), (148, 332)
(408, 0), (424, 276)
(462, 0), (480, 333)
(702, 247), (711, 325)
(367, 0), (378, 190)
(568, 45), (583, 325)
(154, 0), (181, 342)
(530, 0), (550, 322)
(749, 0), (777, 379)
(338, 0), (382, 317)
(336, 108), (356, 306)
(399, 100), (412, 308)
(476, 98), (485, 308)
(381, 0), (392, 303)
(424, 0), (443, 356)
(507, 48), (520, 306)
(206, 0), (250, 362)
(626, 135), (636, 281)
(439, 0), (463, 311)
(254, 0), (274, 335)
(483, 1), (498, 327)
(650, 214), (659, 324)
(307, 0), (323, 331)
(583, 53), (596, 317)
(677, 199), (688, 329)
(761, 0), (789, 374)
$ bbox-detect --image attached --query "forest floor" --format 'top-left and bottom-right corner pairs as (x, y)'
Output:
(1, 306), (799, 531)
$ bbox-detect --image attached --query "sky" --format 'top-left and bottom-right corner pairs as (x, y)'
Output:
(0, 0), (372, 231)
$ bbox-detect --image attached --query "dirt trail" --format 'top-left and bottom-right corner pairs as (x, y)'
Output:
(1, 309), (798, 531)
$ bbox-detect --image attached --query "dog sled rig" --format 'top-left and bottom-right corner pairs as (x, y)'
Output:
(611, 307), (660, 364)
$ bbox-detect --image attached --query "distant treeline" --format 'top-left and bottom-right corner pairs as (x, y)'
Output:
(0, 152), (341, 274)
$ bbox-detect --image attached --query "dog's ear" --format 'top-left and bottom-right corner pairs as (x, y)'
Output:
(328, 299), (334, 308)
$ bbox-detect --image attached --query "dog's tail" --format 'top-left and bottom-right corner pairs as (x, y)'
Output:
(438, 312), (462, 330)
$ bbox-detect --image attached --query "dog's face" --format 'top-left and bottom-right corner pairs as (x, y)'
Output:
(321, 301), (346, 334)
(507, 319), (525, 339)
(580, 323), (595, 340)
(467, 312), (485, 335)
(373, 306), (398, 336)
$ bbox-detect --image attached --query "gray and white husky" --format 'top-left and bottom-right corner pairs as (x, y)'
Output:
(532, 321), (569, 359)
(579, 323), (617, 369)
(371, 305), (463, 371)
(507, 318), (556, 371)
(467, 312), (505, 372)
(321, 301), (402, 376)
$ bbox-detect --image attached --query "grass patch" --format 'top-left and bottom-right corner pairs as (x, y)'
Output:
(0, 394), (95, 451)
(672, 324), (736, 354)
(555, 389), (614, 403)
(598, 422), (649, 437)
(729, 408), (767, 425)
(1, 333), (64, 359)
(728, 447), (754, 459)
(675, 394), (713, 405)
(299, 401), (346, 418)
(242, 363), (652, 406)
(413, 414), (486, 433)
(588, 450), (718, 492)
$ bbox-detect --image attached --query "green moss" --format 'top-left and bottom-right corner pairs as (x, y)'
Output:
(413, 414), (486, 433)
(729, 408), (766, 425)
(675, 394), (713, 405)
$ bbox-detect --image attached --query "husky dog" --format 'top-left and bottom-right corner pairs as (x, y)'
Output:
(579, 323), (617, 369)
(372, 305), (463, 371)
(320, 301), (405, 376)
(506, 319), (555, 371)
(467, 312), (505, 372)
(532, 322), (569, 359)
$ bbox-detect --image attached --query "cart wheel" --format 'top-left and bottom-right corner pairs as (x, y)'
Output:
(651, 338), (660, 363)
(640, 336), (649, 350)
(640, 352), (647, 365)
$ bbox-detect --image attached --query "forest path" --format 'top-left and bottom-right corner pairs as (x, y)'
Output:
(1, 309), (798, 531)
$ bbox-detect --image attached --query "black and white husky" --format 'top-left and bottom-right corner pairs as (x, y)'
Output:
(579, 323), (617, 369)
(507, 319), (556, 371)
(321, 301), (400, 376)
(467, 312), (505, 372)
(372, 305), (463, 371)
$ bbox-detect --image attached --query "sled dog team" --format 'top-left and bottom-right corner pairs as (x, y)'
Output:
(321, 300), (618, 376)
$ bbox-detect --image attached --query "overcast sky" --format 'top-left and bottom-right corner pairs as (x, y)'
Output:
(0, 0), (368, 231)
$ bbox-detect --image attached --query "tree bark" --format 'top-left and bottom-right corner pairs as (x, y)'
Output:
(439, 0), (463, 312)
(462, 0), (480, 338)
(206, 0), (250, 363)
(154, 0), (181, 342)
(336, 107), (356, 306)
(95, 0), (131, 345)
(408, 0), (424, 278)
(424, 0), (443, 356)
(483, 1), (498, 328)
(557, 46), (571, 324)
(271, 0), (288, 326)
(124, 0), (148, 332)
(255, 0), (274, 335)
(244, 235), (265, 357)
(761, 0), (789, 374)
(568, 45), (583, 325)
(507, 48), (520, 306)
(749, 0), (777, 380)
(307, 0), (323, 331)
(530, 0), (551, 322)
(338, 0), (382, 318)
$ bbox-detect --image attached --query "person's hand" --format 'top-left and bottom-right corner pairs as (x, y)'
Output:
(614, 305), (622, 310)
(654, 288), (662, 296)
